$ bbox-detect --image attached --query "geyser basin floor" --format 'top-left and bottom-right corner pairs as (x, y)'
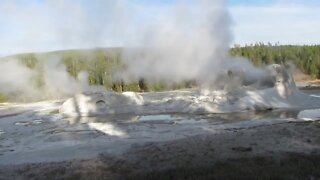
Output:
(1, 97), (320, 179)
(0, 108), (296, 165)
(59, 65), (320, 118)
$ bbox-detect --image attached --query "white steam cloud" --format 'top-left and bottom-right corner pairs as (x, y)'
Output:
(121, 0), (265, 88)
(0, 0), (268, 102)
(0, 58), (89, 101)
(0, 60), (38, 100)
(42, 57), (89, 98)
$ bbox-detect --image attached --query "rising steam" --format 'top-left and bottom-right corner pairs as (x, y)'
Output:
(0, 58), (89, 101)
(121, 0), (266, 88)
(42, 57), (89, 98)
(0, 60), (39, 100)
(0, 0), (267, 102)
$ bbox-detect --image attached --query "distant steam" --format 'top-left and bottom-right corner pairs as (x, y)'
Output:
(42, 57), (89, 98)
(0, 58), (89, 101)
(0, 60), (38, 100)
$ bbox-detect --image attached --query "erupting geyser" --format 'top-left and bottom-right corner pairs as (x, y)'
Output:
(60, 64), (320, 117)
(56, 1), (320, 117)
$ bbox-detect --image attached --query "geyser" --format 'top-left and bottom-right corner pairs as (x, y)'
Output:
(60, 64), (320, 117)
(58, 1), (320, 116)
(123, 0), (238, 85)
(120, 0), (266, 88)
(2, 0), (320, 114)
(0, 0), (267, 101)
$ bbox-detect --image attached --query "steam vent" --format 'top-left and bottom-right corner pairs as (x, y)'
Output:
(60, 64), (320, 117)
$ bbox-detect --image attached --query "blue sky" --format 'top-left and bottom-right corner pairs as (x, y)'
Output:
(228, 0), (320, 46)
(0, 0), (319, 55)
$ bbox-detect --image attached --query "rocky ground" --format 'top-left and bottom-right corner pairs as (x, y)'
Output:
(1, 85), (320, 180)
(1, 117), (320, 180)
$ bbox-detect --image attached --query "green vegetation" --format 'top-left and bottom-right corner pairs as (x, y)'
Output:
(18, 53), (39, 69)
(8, 48), (194, 93)
(1, 44), (319, 99)
(231, 43), (320, 78)
(0, 93), (7, 103)
(49, 109), (60, 115)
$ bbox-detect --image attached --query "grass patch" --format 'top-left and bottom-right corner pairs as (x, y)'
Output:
(0, 93), (8, 103)
(49, 109), (60, 115)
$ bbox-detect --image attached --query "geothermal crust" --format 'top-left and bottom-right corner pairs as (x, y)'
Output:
(60, 64), (320, 117)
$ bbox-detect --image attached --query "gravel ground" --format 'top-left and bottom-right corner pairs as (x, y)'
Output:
(1, 119), (320, 180)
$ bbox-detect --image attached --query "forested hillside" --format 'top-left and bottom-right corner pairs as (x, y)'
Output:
(3, 48), (175, 93)
(231, 43), (320, 78)
(2, 44), (320, 97)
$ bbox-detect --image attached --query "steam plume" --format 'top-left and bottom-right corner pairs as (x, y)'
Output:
(0, 58), (89, 101)
(121, 0), (265, 88)
(0, 0), (268, 102)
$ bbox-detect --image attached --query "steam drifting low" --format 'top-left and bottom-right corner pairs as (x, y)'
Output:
(0, 0), (267, 101)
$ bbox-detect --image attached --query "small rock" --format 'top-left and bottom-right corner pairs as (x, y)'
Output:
(231, 147), (252, 152)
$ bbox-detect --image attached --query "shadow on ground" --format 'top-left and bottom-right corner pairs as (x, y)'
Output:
(1, 120), (320, 180)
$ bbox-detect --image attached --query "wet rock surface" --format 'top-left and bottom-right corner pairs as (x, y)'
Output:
(1, 120), (320, 179)
(59, 65), (320, 117)
(1, 65), (320, 179)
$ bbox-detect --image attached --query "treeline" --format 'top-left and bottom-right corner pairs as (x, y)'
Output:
(16, 48), (137, 92)
(3, 44), (320, 96)
(13, 48), (193, 93)
(230, 43), (320, 78)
